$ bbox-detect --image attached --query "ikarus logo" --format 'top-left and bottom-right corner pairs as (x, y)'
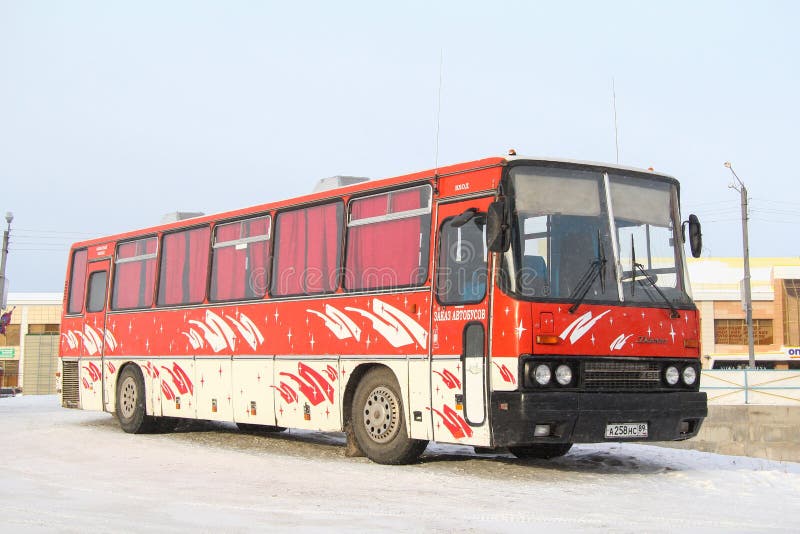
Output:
(559, 310), (611, 344)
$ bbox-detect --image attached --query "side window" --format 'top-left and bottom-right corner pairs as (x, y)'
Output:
(157, 226), (211, 306)
(345, 185), (432, 290)
(271, 202), (343, 296)
(67, 249), (88, 314)
(210, 216), (271, 301)
(436, 215), (488, 305)
(86, 271), (108, 313)
(112, 237), (158, 310)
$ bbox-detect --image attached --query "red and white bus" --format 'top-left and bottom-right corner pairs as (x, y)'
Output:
(58, 155), (707, 464)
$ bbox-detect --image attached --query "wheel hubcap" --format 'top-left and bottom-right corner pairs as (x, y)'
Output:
(362, 386), (399, 443)
(120, 376), (137, 419)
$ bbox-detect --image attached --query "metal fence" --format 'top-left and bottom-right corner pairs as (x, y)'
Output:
(701, 370), (800, 405)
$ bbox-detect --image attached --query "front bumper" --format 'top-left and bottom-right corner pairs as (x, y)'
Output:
(491, 390), (707, 446)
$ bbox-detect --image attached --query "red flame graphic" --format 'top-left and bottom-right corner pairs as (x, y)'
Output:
(271, 382), (298, 404)
(83, 362), (101, 382)
(160, 363), (194, 395)
(493, 362), (516, 385)
(323, 364), (338, 382)
(429, 405), (473, 439)
(161, 381), (175, 401)
(107, 362), (116, 374)
(279, 362), (335, 406)
(433, 369), (461, 389)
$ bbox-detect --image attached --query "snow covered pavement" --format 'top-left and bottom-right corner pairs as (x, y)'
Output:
(1, 395), (799, 533)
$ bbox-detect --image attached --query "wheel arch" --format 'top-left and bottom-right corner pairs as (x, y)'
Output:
(115, 361), (155, 416)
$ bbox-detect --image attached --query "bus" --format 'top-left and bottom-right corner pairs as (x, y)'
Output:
(58, 155), (707, 464)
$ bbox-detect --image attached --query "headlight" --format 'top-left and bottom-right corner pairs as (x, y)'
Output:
(534, 364), (551, 386)
(682, 366), (697, 386)
(555, 364), (573, 386)
(665, 365), (680, 386)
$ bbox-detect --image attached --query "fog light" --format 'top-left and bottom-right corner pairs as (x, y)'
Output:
(679, 421), (691, 434)
(534, 364), (551, 386)
(534, 424), (551, 437)
(665, 366), (680, 385)
(682, 366), (697, 386)
(555, 364), (572, 386)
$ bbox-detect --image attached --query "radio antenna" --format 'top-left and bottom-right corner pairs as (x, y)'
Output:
(434, 49), (444, 174)
(612, 77), (620, 164)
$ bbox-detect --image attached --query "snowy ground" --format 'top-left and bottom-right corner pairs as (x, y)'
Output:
(1, 396), (799, 533)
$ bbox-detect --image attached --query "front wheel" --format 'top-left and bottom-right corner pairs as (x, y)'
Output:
(509, 443), (573, 459)
(116, 365), (156, 434)
(352, 368), (428, 465)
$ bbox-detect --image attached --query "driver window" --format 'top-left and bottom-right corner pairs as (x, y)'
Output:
(437, 215), (487, 305)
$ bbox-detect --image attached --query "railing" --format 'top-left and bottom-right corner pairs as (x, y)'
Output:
(701, 370), (800, 405)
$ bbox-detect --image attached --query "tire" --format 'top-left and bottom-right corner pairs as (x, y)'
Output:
(509, 443), (573, 459)
(352, 367), (428, 465)
(116, 365), (156, 434)
(236, 422), (286, 434)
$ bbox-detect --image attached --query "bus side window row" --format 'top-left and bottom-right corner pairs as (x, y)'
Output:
(66, 184), (434, 313)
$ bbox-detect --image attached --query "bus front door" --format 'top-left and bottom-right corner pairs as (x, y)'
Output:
(431, 197), (493, 447)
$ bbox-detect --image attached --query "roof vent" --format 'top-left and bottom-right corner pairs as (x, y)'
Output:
(161, 211), (205, 224)
(313, 175), (369, 193)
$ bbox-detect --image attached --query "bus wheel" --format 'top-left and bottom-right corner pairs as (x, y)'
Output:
(509, 443), (573, 459)
(116, 365), (156, 434)
(352, 368), (428, 465)
(236, 423), (286, 434)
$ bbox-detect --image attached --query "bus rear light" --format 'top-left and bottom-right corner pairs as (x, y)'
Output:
(536, 335), (559, 345)
(684, 339), (699, 349)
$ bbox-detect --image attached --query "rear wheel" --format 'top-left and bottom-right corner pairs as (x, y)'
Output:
(509, 443), (573, 459)
(352, 367), (428, 465)
(116, 365), (156, 434)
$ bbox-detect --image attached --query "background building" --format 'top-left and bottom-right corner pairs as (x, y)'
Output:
(0, 292), (62, 393)
(689, 258), (800, 369)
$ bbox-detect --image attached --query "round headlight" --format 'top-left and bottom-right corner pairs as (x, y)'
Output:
(555, 364), (573, 386)
(665, 366), (680, 386)
(682, 366), (697, 386)
(534, 364), (552, 386)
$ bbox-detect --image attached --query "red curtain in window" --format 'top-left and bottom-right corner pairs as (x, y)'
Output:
(346, 190), (426, 289)
(306, 204), (340, 293)
(211, 223), (240, 301)
(273, 205), (339, 295)
(160, 233), (186, 305)
(390, 189), (426, 284)
(113, 242), (141, 309)
(142, 238), (157, 306)
(68, 249), (88, 313)
(246, 218), (270, 298)
(274, 210), (305, 295)
(187, 227), (210, 303)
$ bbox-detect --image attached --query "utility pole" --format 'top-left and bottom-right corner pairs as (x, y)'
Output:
(0, 212), (12, 310)
(725, 163), (755, 369)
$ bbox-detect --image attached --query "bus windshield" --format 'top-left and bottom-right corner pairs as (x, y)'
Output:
(504, 165), (691, 307)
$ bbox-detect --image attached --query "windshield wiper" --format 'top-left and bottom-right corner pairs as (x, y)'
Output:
(626, 235), (680, 319)
(568, 231), (607, 314)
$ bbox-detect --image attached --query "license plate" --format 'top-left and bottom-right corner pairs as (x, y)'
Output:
(605, 422), (648, 439)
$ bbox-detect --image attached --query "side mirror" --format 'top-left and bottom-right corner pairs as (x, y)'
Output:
(486, 200), (511, 253)
(687, 214), (702, 258)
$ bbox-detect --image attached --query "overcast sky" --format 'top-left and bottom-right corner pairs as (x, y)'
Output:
(1, 1), (798, 291)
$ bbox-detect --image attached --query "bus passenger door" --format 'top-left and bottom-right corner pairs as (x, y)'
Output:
(431, 197), (493, 447)
(80, 259), (110, 412)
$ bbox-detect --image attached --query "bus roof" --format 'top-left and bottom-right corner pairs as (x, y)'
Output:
(69, 155), (675, 249)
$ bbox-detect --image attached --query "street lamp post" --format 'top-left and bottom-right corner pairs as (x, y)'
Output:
(725, 163), (755, 369)
(0, 212), (12, 310)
